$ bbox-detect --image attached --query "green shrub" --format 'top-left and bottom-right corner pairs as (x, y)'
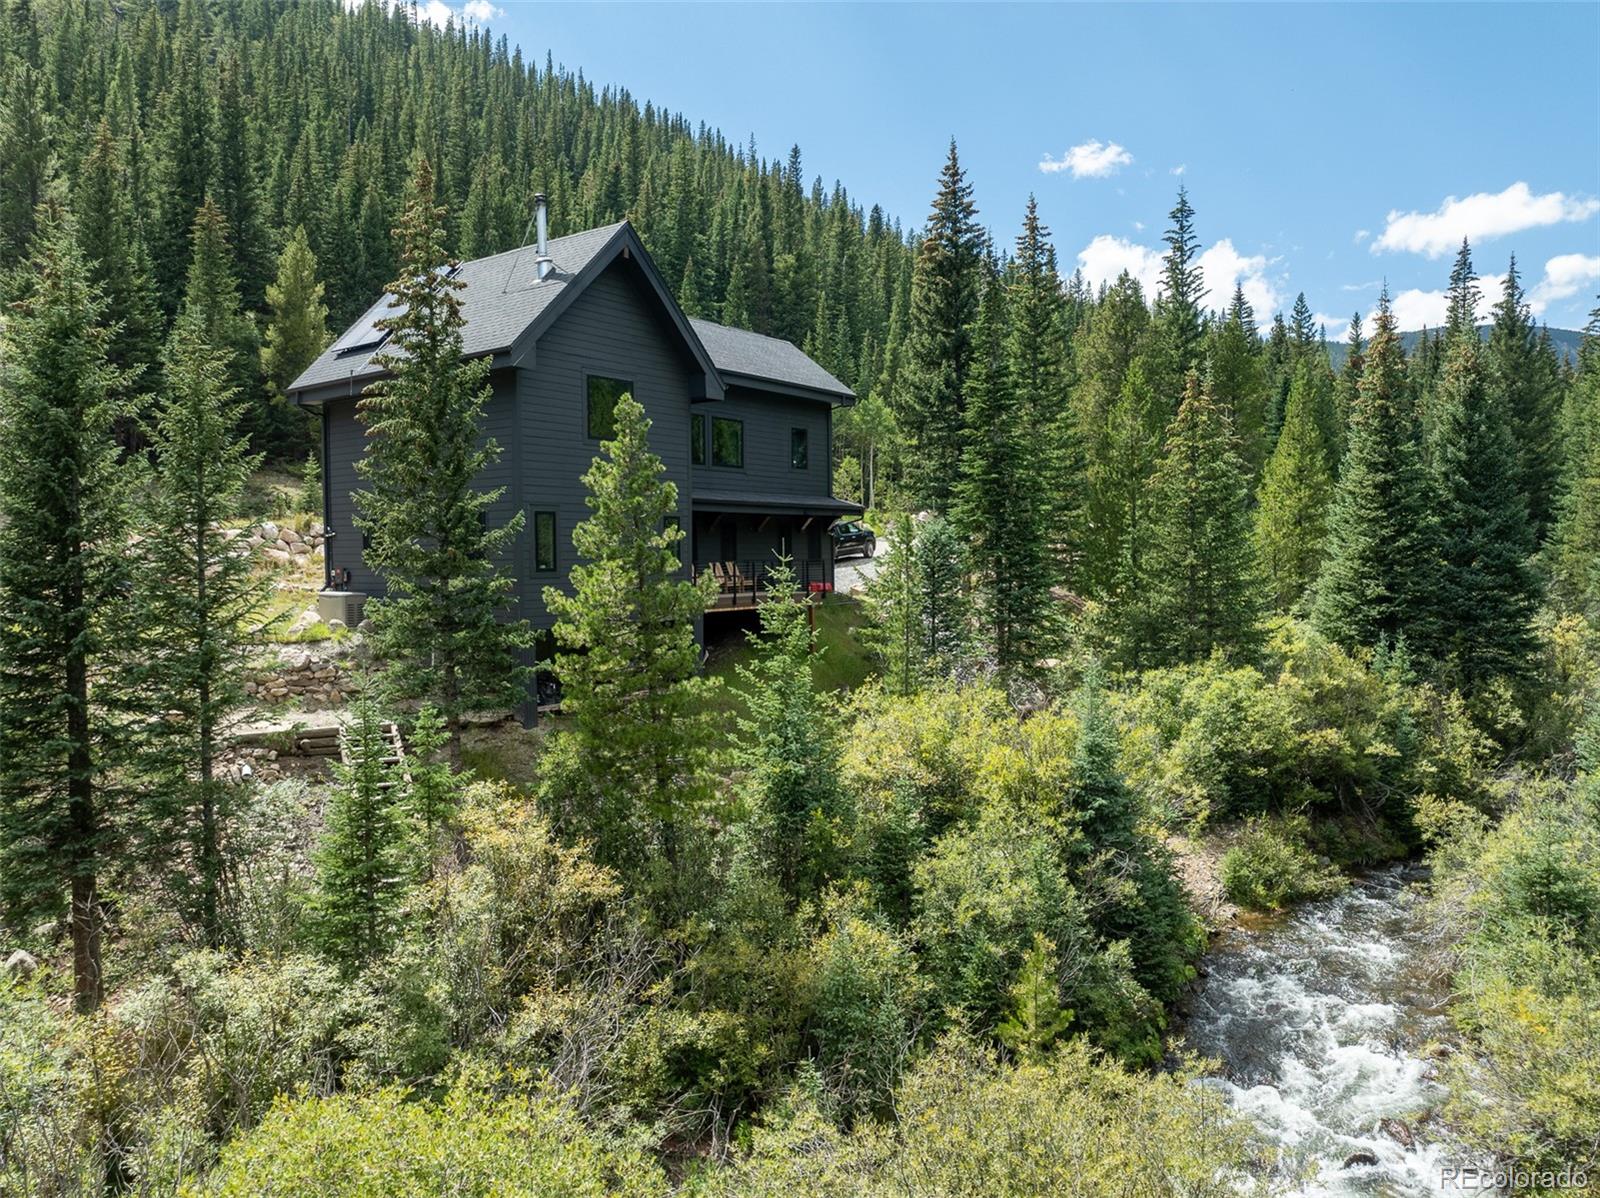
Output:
(807, 889), (927, 1117)
(1428, 744), (1600, 1174)
(1220, 818), (1344, 911)
(706, 1036), (1265, 1197)
(191, 1075), (668, 1197)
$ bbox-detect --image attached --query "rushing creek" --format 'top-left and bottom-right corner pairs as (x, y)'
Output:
(1182, 864), (1503, 1196)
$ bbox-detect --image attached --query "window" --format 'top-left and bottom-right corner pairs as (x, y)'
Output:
(691, 413), (707, 465)
(711, 417), (743, 468)
(586, 375), (631, 440)
(790, 427), (809, 470)
(533, 510), (557, 572)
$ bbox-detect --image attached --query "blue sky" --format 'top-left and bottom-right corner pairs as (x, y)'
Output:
(445, 1), (1599, 336)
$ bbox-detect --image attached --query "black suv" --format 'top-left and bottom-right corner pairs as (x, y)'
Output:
(831, 520), (876, 560)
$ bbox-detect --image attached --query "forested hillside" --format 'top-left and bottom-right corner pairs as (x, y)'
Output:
(0, 0), (913, 457)
(2, 0), (1598, 1193)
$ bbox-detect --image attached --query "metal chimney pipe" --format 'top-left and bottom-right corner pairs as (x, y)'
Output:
(533, 193), (553, 280)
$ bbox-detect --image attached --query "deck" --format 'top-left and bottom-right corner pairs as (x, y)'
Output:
(695, 558), (831, 611)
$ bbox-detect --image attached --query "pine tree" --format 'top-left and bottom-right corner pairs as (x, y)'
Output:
(863, 512), (925, 695)
(1445, 238), (1480, 340)
(403, 705), (459, 878)
(1290, 292), (1319, 356)
(1330, 312), (1364, 473)
(1427, 330), (1538, 689)
(313, 685), (410, 971)
(1140, 371), (1263, 666)
(0, 209), (134, 1012)
(1093, 357), (1166, 661)
(1550, 305), (1600, 616)
(1254, 361), (1335, 612)
(0, 61), (52, 272)
(357, 159), (532, 762)
(733, 558), (843, 901)
(1074, 272), (1152, 598)
(1151, 186), (1205, 394)
(894, 140), (984, 512)
(954, 272), (1054, 683)
(74, 120), (162, 408)
(180, 198), (265, 446)
(1313, 291), (1441, 656)
(131, 312), (267, 945)
(997, 934), (1073, 1063)
(914, 514), (971, 679)
(1487, 258), (1563, 537)
(261, 225), (328, 453)
(543, 391), (718, 872)
(1206, 293), (1270, 478)
(210, 55), (270, 310)
(1005, 197), (1078, 579)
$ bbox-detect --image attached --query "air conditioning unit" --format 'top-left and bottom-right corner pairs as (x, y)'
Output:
(316, 589), (367, 628)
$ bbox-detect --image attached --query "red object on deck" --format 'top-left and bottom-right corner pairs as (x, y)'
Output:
(808, 581), (832, 593)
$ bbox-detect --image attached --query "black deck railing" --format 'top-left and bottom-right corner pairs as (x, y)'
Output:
(695, 559), (829, 609)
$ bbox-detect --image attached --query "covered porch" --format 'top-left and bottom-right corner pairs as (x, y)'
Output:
(690, 490), (862, 613)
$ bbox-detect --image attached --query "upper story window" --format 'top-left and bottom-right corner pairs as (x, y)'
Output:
(790, 427), (809, 470)
(711, 416), (743, 468)
(586, 375), (631, 440)
(691, 413), (707, 465)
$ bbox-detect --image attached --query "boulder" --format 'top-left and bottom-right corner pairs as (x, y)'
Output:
(1343, 1151), (1379, 1169)
(4, 949), (38, 979)
(260, 521), (279, 542)
(1378, 1118), (1414, 1148)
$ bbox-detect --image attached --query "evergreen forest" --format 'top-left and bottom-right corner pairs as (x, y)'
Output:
(1, 1), (1597, 1194)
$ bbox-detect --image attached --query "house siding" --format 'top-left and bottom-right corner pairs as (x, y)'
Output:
(692, 384), (833, 498)
(517, 256), (695, 630)
(322, 368), (521, 602)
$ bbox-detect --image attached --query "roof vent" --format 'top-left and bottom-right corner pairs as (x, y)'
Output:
(533, 193), (553, 281)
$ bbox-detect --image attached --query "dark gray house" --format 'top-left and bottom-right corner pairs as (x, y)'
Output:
(288, 206), (861, 652)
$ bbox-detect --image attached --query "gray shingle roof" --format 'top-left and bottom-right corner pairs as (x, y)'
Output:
(289, 219), (852, 404)
(689, 318), (854, 400)
(289, 222), (626, 395)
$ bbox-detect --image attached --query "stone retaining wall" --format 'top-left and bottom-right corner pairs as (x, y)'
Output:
(245, 647), (353, 708)
(245, 520), (326, 564)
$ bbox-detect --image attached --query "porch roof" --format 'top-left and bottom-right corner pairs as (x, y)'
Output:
(691, 490), (863, 517)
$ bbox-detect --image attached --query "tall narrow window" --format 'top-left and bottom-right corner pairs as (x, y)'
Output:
(691, 412), (707, 465)
(586, 375), (631, 440)
(533, 510), (557, 572)
(711, 417), (743, 468)
(790, 427), (809, 470)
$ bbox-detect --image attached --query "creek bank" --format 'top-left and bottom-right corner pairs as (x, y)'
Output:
(1178, 864), (1501, 1196)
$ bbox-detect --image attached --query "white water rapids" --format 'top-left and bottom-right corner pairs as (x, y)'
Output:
(1182, 865), (1505, 1196)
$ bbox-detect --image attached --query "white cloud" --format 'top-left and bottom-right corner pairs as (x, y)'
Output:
(1040, 139), (1133, 179)
(1076, 235), (1163, 296)
(1074, 234), (1279, 316)
(398, 0), (502, 25)
(1198, 238), (1281, 317)
(1171, 164), (1187, 177)
(1373, 182), (1600, 257)
(1528, 253), (1600, 316)
(1387, 276), (1502, 331)
(1353, 229), (1370, 245)
(1132, 220), (1145, 232)
(1319, 313), (1356, 343)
